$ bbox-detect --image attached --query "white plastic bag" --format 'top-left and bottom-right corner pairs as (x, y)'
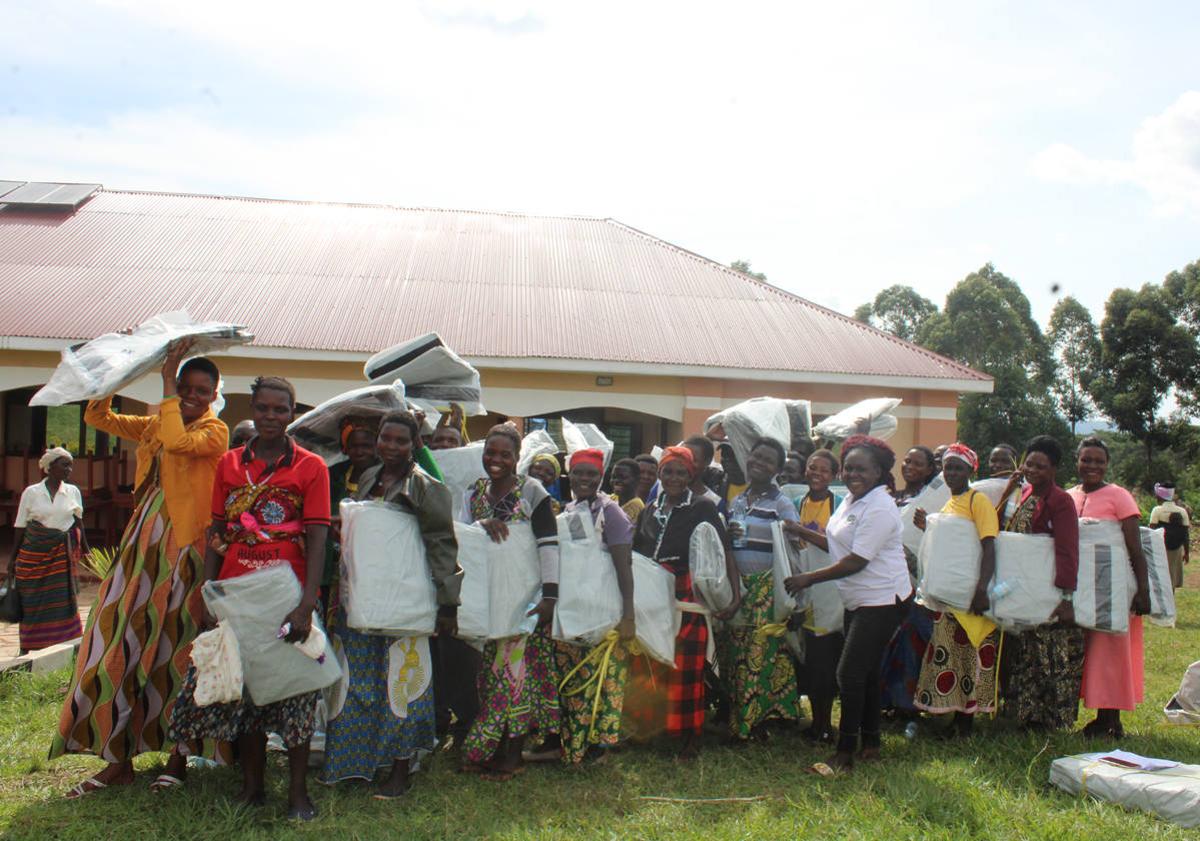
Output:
(431, 442), (487, 520)
(811, 397), (902, 441)
(770, 521), (805, 622)
(690, 521), (736, 613)
(563, 419), (615, 473)
(1140, 527), (1178, 627)
(785, 400), (812, 442)
(1165, 660), (1200, 726)
(799, 544), (844, 635)
(517, 429), (560, 477)
(364, 332), (486, 416)
(1075, 519), (1131, 633)
(917, 513), (984, 611)
(288, 382), (408, 464)
(31, 310), (253, 407)
(987, 532), (1059, 631)
(631, 552), (680, 666)
(190, 622), (243, 706)
(339, 500), (437, 635)
(202, 564), (342, 706)
(453, 521), (542, 640)
(553, 510), (622, 645)
(704, 397), (792, 473)
(900, 473), (951, 556)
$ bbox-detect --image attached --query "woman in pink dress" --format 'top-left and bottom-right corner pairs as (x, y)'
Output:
(1066, 436), (1151, 738)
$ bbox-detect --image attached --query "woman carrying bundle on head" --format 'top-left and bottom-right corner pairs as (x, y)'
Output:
(53, 340), (228, 798)
(556, 448), (637, 764)
(783, 435), (912, 774)
(321, 411), (461, 798)
(7, 447), (85, 654)
(910, 443), (999, 737)
(1067, 436), (1151, 739)
(458, 423), (560, 781)
(169, 376), (330, 820)
(630, 446), (740, 760)
(719, 437), (801, 740)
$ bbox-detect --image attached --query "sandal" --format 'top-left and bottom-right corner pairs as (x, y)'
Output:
(65, 777), (107, 799)
(807, 762), (841, 778)
(150, 774), (185, 793)
(481, 764), (526, 782)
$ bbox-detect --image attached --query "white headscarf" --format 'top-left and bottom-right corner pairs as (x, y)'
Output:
(39, 446), (73, 473)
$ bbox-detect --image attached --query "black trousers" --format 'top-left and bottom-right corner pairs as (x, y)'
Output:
(801, 629), (845, 703)
(836, 594), (911, 753)
(431, 634), (482, 739)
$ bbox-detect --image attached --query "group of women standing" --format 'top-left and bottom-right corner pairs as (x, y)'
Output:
(10, 348), (1168, 812)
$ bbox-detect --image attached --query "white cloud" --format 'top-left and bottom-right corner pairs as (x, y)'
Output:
(1032, 91), (1200, 216)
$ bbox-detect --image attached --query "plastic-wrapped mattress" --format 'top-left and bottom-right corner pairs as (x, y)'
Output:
(288, 382), (407, 464)
(364, 333), (485, 416)
(1050, 752), (1200, 827)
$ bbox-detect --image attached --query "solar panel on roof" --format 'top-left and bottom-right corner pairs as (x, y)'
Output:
(0, 182), (100, 208)
(0, 181), (26, 199)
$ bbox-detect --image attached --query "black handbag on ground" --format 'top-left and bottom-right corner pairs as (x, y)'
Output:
(0, 575), (21, 624)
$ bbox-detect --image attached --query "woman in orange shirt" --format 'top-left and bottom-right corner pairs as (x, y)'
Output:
(51, 340), (229, 797)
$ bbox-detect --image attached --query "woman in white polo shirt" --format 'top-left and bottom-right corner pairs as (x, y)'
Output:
(783, 434), (912, 774)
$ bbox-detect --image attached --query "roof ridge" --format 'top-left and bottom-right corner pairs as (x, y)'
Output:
(99, 187), (608, 222)
(601, 219), (988, 382)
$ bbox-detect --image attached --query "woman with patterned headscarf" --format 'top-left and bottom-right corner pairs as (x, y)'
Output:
(528, 453), (564, 515)
(911, 443), (1000, 737)
(7, 447), (85, 654)
(629, 446), (739, 760)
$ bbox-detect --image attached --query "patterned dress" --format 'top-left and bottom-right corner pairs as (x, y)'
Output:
(14, 522), (81, 651)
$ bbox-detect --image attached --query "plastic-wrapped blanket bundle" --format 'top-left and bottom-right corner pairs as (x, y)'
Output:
(899, 474), (951, 556)
(785, 400), (812, 442)
(202, 564), (342, 706)
(631, 552), (681, 666)
(431, 442), (487, 520)
(339, 500), (437, 635)
(517, 429), (560, 477)
(769, 522), (805, 622)
(1139, 527), (1178, 626)
(1050, 752), (1200, 828)
(364, 333), (486, 416)
(288, 382), (408, 464)
(916, 513), (983, 611)
(31, 310), (253, 407)
(1165, 661), (1200, 726)
(690, 521), (736, 614)
(987, 532), (1059, 631)
(563, 420), (615, 472)
(454, 522), (542, 640)
(798, 544), (844, 636)
(704, 397), (792, 473)
(1075, 519), (1131, 633)
(553, 510), (622, 645)
(811, 397), (901, 442)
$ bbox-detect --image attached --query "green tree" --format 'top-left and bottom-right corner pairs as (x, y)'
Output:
(1090, 283), (1199, 468)
(855, 285), (937, 343)
(730, 260), (767, 281)
(1046, 296), (1100, 435)
(919, 264), (1066, 451)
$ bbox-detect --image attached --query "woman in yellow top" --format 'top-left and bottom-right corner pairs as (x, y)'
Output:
(911, 443), (998, 737)
(52, 340), (229, 797)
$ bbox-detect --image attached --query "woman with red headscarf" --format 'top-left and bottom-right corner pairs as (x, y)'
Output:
(630, 446), (740, 759)
(911, 443), (999, 737)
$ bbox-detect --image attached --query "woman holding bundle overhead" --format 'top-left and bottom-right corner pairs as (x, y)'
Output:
(458, 423), (560, 781)
(999, 435), (1082, 731)
(720, 437), (801, 740)
(787, 448), (842, 744)
(169, 376), (330, 821)
(557, 448), (637, 764)
(9, 447), (84, 654)
(783, 435), (912, 774)
(321, 411), (461, 798)
(1067, 436), (1151, 739)
(53, 340), (228, 797)
(631, 446), (739, 760)
(911, 443), (999, 737)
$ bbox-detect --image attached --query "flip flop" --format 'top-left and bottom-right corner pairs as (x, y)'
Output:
(520, 748), (560, 763)
(480, 765), (526, 782)
(372, 782), (413, 801)
(287, 804), (319, 822)
(806, 762), (841, 778)
(65, 777), (107, 799)
(150, 774), (185, 793)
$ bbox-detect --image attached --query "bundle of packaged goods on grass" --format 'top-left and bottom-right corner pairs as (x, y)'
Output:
(811, 397), (901, 442)
(916, 512), (984, 611)
(31, 310), (252, 406)
(1139, 526), (1177, 626)
(704, 397), (792, 472)
(339, 500), (437, 635)
(288, 382), (408, 464)
(631, 552), (681, 666)
(363, 332), (486, 416)
(431, 442), (487, 520)
(689, 521), (737, 615)
(202, 564), (342, 705)
(1050, 751), (1200, 828)
(453, 521), (542, 640)
(1164, 661), (1200, 726)
(1073, 519), (1132, 633)
(899, 473), (951, 556)
(552, 509), (622, 645)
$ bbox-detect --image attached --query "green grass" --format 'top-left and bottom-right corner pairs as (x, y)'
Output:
(4, 597), (1200, 841)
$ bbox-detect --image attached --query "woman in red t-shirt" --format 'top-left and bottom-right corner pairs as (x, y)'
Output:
(170, 376), (330, 822)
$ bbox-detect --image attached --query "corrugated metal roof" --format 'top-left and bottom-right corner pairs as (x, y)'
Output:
(0, 188), (988, 383)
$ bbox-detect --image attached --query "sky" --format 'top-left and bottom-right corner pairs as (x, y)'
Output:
(3, 0), (1199, 327)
